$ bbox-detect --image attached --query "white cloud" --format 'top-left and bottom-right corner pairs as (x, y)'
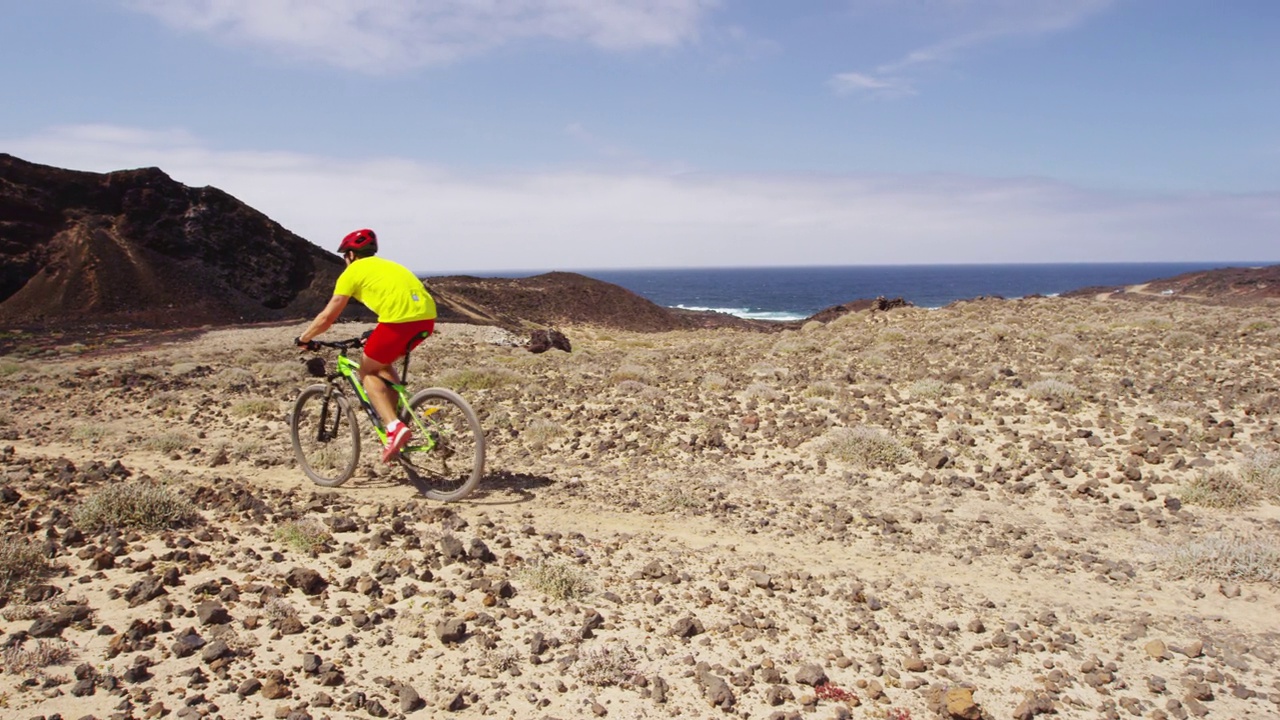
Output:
(828, 72), (913, 96)
(833, 0), (1116, 94)
(122, 0), (721, 71)
(8, 125), (1278, 272)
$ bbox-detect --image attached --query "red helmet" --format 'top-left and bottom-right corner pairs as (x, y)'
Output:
(338, 228), (377, 253)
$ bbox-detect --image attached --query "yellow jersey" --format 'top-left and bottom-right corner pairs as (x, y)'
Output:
(334, 257), (436, 323)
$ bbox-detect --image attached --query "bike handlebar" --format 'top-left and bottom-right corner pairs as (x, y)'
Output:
(297, 336), (365, 352)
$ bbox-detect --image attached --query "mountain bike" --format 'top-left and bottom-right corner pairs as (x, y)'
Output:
(289, 335), (485, 502)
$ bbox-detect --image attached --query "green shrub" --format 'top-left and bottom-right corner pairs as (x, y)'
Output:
(816, 426), (914, 469)
(518, 558), (592, 601)
(72, 481), (199, 532)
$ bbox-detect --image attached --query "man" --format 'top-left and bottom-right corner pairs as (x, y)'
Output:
(296, 229), (437, 462)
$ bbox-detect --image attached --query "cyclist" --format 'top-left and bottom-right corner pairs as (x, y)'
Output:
(296, 229), (437, 462)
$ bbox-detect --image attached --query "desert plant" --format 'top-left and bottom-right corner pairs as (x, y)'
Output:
(1025, 379), (1080, 403)
(144, 430), (194, 454)
(1163, 331), (1206, 349)
(518, 558), (592, 601)
(2, 639), (75, 676)
(1240, 449), (1280, 500)
(908, 378), (947, 399)
(1155, 532), (1280, 585)
(0, 540), (53, 601)
(231, 398), (279, 418)
(611, 364), (652, 384)
(72, 480), (199, 532)
(273, 518), (332, 554)
(575, 642), (640, 687)
(741, 382), (778, 401)
(437, 367), (519, 391)
(815, 426), (914, 469)
(1178, 469), (1254, 509)
(522, 417), (563, 448)
(71, 424), (112, 443)
(700, 373), (731, 391)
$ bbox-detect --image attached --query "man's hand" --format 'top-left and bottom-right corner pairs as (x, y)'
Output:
(295, 336), (320, 351)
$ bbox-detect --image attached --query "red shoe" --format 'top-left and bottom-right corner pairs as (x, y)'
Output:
(382, 422), (412, 463)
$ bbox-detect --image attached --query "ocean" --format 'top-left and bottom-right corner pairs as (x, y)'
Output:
(568, 263), (1259, 322)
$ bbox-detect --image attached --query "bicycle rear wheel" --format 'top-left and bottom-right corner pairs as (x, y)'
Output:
(291, 385), (361, 487)
(399, 388), (485, 501)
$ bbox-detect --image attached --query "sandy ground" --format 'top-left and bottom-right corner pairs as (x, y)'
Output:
(1, 295), (1279, 720)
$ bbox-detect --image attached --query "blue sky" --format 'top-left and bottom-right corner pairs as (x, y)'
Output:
(3, 0), (1277, 273)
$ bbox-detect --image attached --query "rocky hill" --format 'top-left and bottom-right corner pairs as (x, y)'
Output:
(426, 272), (780, 332)
(1064, 264), (1280, 305)
(0, 154), (350, 329)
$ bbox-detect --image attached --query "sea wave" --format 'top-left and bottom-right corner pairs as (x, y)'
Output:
(675, 304), (808, 322)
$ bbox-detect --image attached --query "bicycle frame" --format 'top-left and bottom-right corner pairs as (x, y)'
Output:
(320, 341), (440, 452)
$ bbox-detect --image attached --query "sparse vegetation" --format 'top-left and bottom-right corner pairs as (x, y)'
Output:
(1026, 378), (1081, 402)
(1239, 449), (1280, 500)
(815, 426), (914, 469)
(274, 518), (332, 554)
(1179, 469), (1254, 509)
(522, 417), (563, 448)
(0, 540), (53, 601)
(437, 366), (519, 391)
(1155, 532), (1280, 585)
(72, 480), (199, 532)
(144, 430), (194, 454)
(2, 640), (75, 676)
(518, 558), (592, 601)
(231, 398), (280, 418)
(575, 642), (640, 686)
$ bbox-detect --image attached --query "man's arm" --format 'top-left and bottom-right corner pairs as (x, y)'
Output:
(297, 295), (351, 345)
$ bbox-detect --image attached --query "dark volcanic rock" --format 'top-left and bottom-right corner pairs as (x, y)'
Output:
(0, 153), (351, 329)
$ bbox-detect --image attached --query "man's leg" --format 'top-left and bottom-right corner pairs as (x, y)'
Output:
(358, 355), (401, 427)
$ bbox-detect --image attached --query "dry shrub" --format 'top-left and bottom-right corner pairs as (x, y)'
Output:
(522, 417), (563, 448)
(611, 364), (652, 384)
(72, 480), (199, 532)
(1240, 449), (1280, 500)
(273, 518), (332, 554)
(144, 430), (194, 454)
(1155, 532), (1280, 585)
(518, 558), (592, 601)
(816, 426), (914, 469)
(576, 642), (640, 686)
(908, 379), (947, 399)
(1178, 470), (1253, 509)
(231, 398), (279, 418)
(1163, 331), (1205, 349)
(2, 639), (75, 676)
(0, 540), (53, 601)
(700, 373), (730, 391)
(1026, 379), (1080, 402)
(437, 367), (519, 391)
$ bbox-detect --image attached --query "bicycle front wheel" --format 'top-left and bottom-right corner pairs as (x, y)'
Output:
(291, 385), (361, 487)
(400, 388), (486, 502)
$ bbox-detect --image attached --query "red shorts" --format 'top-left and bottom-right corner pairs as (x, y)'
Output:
(364, 319), (435, 365)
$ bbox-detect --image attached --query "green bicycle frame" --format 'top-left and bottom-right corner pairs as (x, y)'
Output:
(332, 353), (438, 452)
